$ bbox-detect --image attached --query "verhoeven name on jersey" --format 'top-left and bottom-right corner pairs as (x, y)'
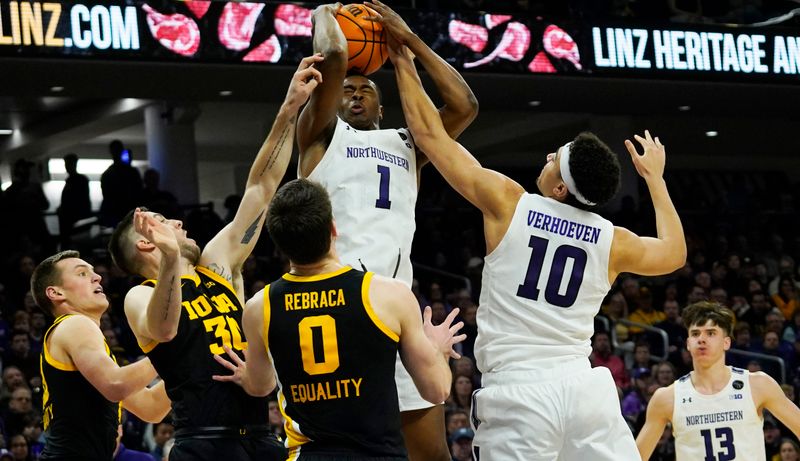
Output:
(685, 410), (744, 426)
(289, 377), (363, 403)
(527, 210), (602, 244)
(345, 146), (410, 172)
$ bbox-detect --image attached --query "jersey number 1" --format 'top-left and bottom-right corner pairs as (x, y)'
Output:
(375, 165), (392, 209)
(516, 235), (587, 308)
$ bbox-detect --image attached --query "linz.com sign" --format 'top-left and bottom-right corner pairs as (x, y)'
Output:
(0, 0), (798, 83)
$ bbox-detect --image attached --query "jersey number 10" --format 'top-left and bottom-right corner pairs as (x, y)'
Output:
(516, 235), (587, 308)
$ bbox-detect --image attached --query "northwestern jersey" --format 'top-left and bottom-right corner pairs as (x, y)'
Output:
(40, 314), (120, 461)
(475, 193), (614, 373)
(673, 367), (765, 461)
(141, 266), (268, 429)
(265, 267), (406, 458)
(305, 117), (417, 286)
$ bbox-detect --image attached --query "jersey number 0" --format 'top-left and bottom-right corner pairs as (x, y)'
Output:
(517, 235), (587, 308)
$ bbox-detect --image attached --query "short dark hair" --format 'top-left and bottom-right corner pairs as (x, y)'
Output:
(344, 72), (383, 104)
(266, 179), (333, 265)
(682, 301), (735, 337)
(108, 207), (146, 275)
(565, 132), (620, 209)
(31, 251), (80, 315)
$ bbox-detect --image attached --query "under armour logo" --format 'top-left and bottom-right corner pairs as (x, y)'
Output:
(682, 397), (692, 403)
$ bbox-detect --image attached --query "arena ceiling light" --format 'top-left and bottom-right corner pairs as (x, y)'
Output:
(219, 90), (233, 96)
(528, 100), (542, 107)
(705, 131), (719, 137)
(678, 105), (691, 111)
(0, 129), (13, 135)
(50, 86), (65, 93)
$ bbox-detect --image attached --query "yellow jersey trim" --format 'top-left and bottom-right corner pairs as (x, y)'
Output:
(195, 265), (237, 295)
(287, 446), (302, 461)
(139, 340), (158, 354)
(278, 391), (311, 448)
(282, 266), (352, 282)
(361, 272), (399, 343)
(43, 315), (78, 371)
(263, 284), (271, 356)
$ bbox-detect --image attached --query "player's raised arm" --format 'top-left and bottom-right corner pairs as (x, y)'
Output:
(298, 3), (348, 165)
(391, 45), (522, 239)
(56, 315), (158, 402)
(636, 385), (674, 460)
(754, 372), (800, 437)
(610, 132), (686, 281)
(371, 276), (465, 404)
(365, 0), (478, 143)
(124, 209), (183, 343)
(201, 56), (324, 288)
(212, 289), (277, 397)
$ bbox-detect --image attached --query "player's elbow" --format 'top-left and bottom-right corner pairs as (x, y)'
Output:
(666, 241), (687, 272)
(102, 381), (132, 403)
(421, 385), (449, 405)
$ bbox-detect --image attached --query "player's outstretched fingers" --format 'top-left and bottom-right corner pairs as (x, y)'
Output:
(443, 307), (460, 327)
(450, 321), (464, 335)
(422, 305), (433, 324)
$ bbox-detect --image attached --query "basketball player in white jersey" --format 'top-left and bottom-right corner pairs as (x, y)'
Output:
(298, 3), (478, 460)
(389, 42), (686, 460)
(637, 301), (800, 460)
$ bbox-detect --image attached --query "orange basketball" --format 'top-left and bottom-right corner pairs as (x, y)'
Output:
(335, 4), (388, 76)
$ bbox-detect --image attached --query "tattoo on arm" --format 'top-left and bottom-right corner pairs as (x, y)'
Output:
(208, 263), (234, 283)
(258, 120), (294, 178)
(241, 211), (264, 244)
(164, 276), (175, 320)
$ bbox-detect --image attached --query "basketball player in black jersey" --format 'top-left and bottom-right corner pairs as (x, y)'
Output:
(212, 179), (465, 461)
(107, 55), (324, 461)
(30, 250), (170, 461)
(300, 4), (477, 460)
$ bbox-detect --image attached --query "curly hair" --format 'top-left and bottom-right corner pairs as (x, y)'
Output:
(565, 132), (621, 210)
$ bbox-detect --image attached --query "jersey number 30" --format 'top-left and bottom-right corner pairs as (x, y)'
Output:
(517, 235), (587, 308)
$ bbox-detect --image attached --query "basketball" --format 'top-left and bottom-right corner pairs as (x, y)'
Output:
(335, 4), (388, 76)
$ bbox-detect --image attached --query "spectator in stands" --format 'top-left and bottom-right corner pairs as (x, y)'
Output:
(630, 342), (655, 372)
(590, 331), (630, 390)
(773, 275), (800, 321)
(141, 168), (180, 219)
(445, 408), (469, 439)
(7, 434), (29, 461)
(601, 292), (632, 345)
(448, 427), (473, 461)
(780, 438), (800, 461)
(267, 398), (285, 440)
(0, 367), (26, 407)
(628, 287), (665, 335)
(652, 299), (687, 364)
(765, 414), (782, 459)
(767, 309), (788, 335)
(459, 302), (477, 360)
(447, 375), (473, 413)
(750, 291), (775, 335)
(100, 140), (143, 228)
(652, 361), (676, 388)
(4, 159), (52, 257)
(2, 331), (37, 382)
(27, 311), (46, 354)
(57, 153), (92, 249)
(784, 309), (800, 343)
(709, 287), (729, 307)
(687, 285), (708, 305)
(756, 331), (794, 382)
(2, 388), (39, 443)
(149, 420), (174, 461)
(622, 367), (654, 421)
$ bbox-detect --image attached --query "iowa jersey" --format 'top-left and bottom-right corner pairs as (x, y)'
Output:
(265, 266), (406, 458)
(40, 314), (120, 461)
(141, 266), (267, 429)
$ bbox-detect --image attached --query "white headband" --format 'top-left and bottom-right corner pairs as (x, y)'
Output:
(559, 142), (596, 206)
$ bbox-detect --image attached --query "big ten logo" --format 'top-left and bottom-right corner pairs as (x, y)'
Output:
(182, 293), (246, 354)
